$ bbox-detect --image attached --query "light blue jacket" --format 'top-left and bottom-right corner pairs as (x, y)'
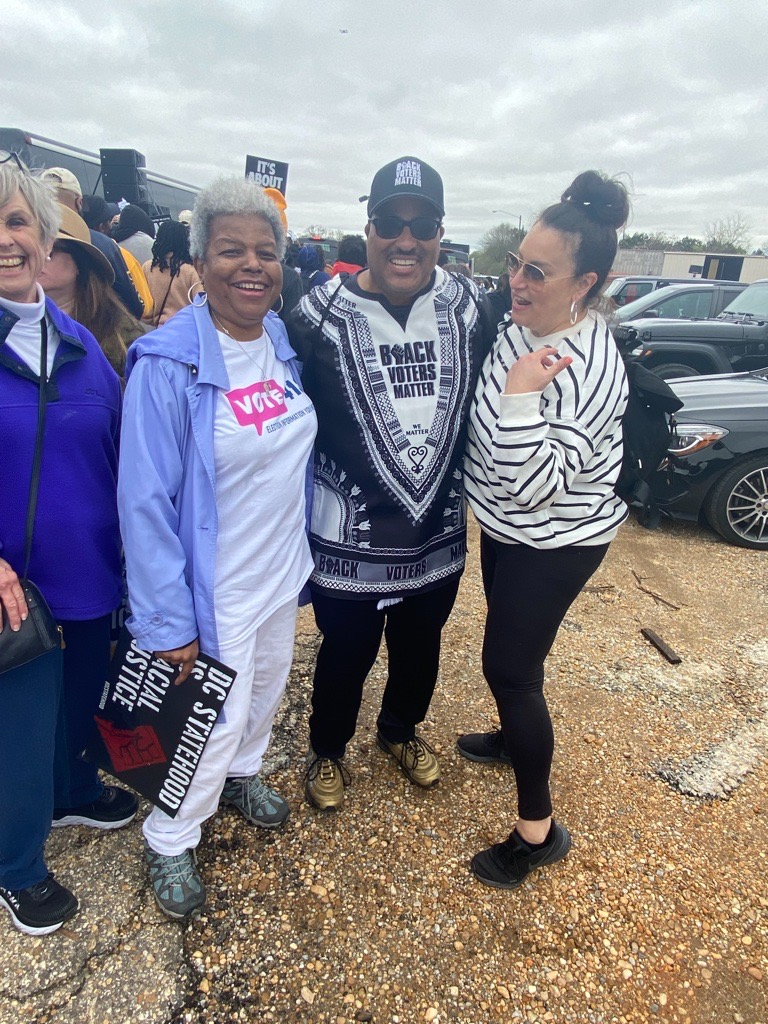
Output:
(118, 302), (312, 659)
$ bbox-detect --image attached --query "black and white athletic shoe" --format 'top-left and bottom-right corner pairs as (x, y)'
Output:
(52, 785), (138, 830)
(0, 875), (78, 935)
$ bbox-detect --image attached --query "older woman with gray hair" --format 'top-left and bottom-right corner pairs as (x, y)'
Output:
(0, 155), (136, 936)
(118, 176), (317, 919)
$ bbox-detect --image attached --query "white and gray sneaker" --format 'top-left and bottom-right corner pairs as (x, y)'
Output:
(144, 841), (206, 920)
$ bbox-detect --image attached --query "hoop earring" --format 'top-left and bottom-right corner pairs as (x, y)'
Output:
(190, 287), (207, 306)
(273, 293), (284, 314)
(569, 299), (579, 326)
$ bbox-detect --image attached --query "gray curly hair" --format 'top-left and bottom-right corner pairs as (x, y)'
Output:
(0, 161), (61, 248)
(189, 176), (286, 261)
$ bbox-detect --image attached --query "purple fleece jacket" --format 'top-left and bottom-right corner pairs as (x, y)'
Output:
(0, 298), (123, 619)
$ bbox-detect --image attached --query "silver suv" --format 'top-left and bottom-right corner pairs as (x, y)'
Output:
(605, 275), (710, 307)
(608, 281), (748, 327)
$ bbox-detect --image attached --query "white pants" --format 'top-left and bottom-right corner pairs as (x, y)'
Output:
(143, 599), (298, 856)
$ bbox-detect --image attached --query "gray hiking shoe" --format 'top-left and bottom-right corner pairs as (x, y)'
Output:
(144, 841), (206, 919)
(220, 775), (290, 829)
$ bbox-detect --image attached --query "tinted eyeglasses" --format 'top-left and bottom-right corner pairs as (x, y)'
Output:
(0, 150), (26, 173)
(506, 251), (574, 285)
(370, 215), (442, 241)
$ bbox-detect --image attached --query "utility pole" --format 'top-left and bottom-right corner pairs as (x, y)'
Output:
(492, 210), (522, 232)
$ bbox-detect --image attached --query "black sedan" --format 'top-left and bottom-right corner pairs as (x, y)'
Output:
(651, 368), (768, 549)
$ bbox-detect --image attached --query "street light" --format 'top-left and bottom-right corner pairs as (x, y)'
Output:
(492, 210), (522, 231)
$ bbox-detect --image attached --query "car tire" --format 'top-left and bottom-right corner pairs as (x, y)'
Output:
(652, 363), (700, 380)
(703, 453), (768, 549)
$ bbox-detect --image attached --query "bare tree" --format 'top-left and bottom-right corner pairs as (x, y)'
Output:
(703, 214), (751, 255)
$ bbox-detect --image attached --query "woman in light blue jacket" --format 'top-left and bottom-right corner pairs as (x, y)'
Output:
(118, 177), (316, 920)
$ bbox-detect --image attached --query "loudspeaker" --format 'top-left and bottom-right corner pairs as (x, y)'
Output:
(100, 148), (149, 204)
(100, 148), (145, 168)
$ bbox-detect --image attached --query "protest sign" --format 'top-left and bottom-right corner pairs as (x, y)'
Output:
(83, 628), (236, 818)
(245, 155), (289, 195)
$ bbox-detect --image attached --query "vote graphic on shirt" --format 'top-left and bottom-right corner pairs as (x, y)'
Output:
(225, 379), (288, 435)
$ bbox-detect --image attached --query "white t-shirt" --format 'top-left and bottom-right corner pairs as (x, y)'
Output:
(213, 325), (317, 645)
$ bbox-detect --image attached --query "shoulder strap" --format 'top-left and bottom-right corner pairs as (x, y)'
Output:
(297, 278), (347, 383)
(316, 278), (347, 336)
(152, 274), (175, 327)
(23, 320), (49, 581)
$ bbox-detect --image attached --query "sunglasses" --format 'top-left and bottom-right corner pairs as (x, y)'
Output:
(506, 251), (574, 285)
(370, 214), (442, 241)
(0, 150), (26, 173)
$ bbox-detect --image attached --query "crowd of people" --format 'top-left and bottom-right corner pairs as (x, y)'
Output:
(0, 147), (630, 934)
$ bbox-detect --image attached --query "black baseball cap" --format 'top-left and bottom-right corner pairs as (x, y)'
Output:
(364, 156), (444, 218)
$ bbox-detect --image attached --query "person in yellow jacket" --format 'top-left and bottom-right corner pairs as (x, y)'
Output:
(119, 244), (154, 321)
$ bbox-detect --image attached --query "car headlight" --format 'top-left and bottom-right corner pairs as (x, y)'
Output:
(668, 423), (729, 458)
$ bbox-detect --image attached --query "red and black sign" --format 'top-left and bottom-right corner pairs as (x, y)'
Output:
(83, 628), (236, 818)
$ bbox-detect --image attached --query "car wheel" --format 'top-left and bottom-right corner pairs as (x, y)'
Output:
(652, 363), (700, 380)
(703, 454), (768, 549)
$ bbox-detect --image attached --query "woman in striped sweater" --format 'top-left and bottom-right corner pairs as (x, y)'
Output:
(460, 171), (630, 890)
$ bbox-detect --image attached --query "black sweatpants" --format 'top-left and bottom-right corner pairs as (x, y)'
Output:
(480, 532), (609, 820)
(308, 579), (461, 759)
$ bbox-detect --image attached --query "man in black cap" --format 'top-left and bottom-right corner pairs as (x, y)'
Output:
(287, 156), (495, 811)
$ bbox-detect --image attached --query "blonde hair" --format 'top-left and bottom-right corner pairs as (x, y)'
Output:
(0, 161), (61, 247)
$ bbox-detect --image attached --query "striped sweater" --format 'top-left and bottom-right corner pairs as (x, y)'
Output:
(464, 311), (629, 548)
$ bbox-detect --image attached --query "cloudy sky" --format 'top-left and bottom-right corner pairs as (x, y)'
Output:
(4, 0), (767, 249)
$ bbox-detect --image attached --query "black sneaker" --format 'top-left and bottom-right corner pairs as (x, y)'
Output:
(0, 874), (78, 936)
(471, 821), (571, 890)
(456, 729), (512, 766)
(52, 785), (138, 830)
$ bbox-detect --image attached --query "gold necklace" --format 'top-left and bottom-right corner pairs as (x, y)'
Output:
(210, 309), (272, 384)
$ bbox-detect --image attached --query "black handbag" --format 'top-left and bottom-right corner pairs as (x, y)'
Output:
(0, 320), (62, 674)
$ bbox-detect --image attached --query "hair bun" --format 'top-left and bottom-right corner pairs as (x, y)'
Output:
(561, 171), (629, 230)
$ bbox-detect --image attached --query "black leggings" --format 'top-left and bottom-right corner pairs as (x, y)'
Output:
(480, 533), (609, 820)
(309, 579), (461, 759)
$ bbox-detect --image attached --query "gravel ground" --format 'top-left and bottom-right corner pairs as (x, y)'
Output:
(1, 513), (766, 1024)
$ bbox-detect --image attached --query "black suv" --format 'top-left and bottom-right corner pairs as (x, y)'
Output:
(613, 278), (768, 379)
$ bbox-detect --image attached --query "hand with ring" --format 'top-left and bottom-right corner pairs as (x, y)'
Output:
(504, 346), (574, 395)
